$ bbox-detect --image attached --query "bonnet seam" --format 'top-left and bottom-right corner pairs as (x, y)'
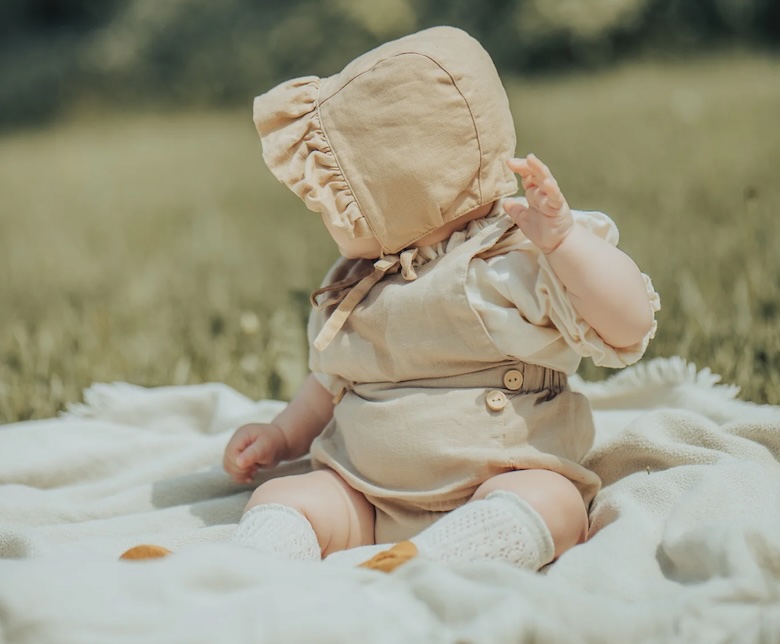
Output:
(318, 51), (485, 248)
(313, 101), (376, 244)
(411, 53), (484, 204)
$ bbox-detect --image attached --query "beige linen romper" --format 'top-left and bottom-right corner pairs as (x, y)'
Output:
(308, 214), (602, 544)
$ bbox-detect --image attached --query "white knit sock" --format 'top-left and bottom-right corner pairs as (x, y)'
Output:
(410, 491), (555, 570)
(231, 504), (321, 560)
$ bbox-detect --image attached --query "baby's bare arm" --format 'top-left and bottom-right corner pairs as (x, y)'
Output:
(505, 155), (653, 349)
(272, 373), (335, 459)
(544, 225), (654, 348)
(224, 374), (335, 482)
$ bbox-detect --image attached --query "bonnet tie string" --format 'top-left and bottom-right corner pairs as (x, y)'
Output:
(310, 269), (373, 310)
(312, 249), (418, 351)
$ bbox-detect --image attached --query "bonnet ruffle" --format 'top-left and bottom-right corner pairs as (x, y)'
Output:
(252, 76), (372, 240)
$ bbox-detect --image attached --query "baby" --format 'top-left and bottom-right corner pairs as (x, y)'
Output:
(222, 26), (659, 572)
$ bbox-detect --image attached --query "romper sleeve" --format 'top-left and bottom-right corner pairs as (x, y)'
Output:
(470, 210), (660, 370)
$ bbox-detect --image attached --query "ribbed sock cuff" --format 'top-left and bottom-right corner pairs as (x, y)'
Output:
(411, 490), (555, 570)
(231, 503), (321, 561)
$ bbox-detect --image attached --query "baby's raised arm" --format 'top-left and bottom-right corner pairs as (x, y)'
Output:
(504, 155), (654, 349)
(223, 374), (335, 483)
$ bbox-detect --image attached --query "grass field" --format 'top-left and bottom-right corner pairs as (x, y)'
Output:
(1, 53), (778, 423)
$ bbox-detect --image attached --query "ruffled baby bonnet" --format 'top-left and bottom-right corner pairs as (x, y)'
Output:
(252, 26), (518, 255)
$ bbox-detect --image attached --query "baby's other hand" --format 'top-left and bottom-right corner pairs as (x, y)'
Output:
(223, 423), (289, 484)
(504, 154), (574, 254)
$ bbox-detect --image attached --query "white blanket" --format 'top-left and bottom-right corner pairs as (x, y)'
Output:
(1, 357), (779, 643)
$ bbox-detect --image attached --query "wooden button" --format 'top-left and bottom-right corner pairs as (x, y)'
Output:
(503, 369), (524, 391)
(486, 390), (508, 411)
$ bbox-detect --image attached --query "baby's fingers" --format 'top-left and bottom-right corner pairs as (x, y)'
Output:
(507, 157), (533, 177)
(521, 174), (537, 192)
(503, 198), (525, 211)
(503, 199), (529, 222)
(526, 154), (552, 179)
(224, 458), (254, 484)
(507, 156), (550, 192)
(236, 441), (264, 469)
(543, 179), (564, 210)
(239, 465), (258, 485)
(527, 155), (560, 192)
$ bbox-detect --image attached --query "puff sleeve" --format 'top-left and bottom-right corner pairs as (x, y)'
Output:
(468, 210), (660, 373)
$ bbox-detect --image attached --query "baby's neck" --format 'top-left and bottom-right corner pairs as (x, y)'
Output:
(413, 202), (495, 248)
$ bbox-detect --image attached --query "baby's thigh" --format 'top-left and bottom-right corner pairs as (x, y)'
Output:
(246, 468), (376, 555)
(471, 469), (588, 559)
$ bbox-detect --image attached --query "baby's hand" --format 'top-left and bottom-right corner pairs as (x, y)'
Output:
(223, 423), (289, 484)
(504, 155), (574, 254)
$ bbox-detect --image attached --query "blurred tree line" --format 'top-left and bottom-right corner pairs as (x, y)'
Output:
(1, 0), (778, 127)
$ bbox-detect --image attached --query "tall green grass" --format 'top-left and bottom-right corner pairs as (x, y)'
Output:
(1, 53), (778, 423)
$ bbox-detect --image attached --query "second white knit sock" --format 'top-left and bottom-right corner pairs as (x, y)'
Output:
(410, 490), (555, 570)
(231, 503), (321, 561)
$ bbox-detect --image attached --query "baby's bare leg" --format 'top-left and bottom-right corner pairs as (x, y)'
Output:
(245, 469), (376, 556)
(471, 469), (588, 559)
(360, 468), (586, 572)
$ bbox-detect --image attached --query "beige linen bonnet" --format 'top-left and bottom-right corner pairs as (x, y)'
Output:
(252, 26), (518, 255)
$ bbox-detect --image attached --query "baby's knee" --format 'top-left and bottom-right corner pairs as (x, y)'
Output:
(472, 469), (588, 557)
(245, 473), (314, 514)
(244, 470), (375, 553)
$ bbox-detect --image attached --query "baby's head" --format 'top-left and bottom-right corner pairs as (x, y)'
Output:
(253, 26), (517, 258)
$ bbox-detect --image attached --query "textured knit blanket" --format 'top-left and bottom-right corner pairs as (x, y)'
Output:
(1, 357), (779, 643)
